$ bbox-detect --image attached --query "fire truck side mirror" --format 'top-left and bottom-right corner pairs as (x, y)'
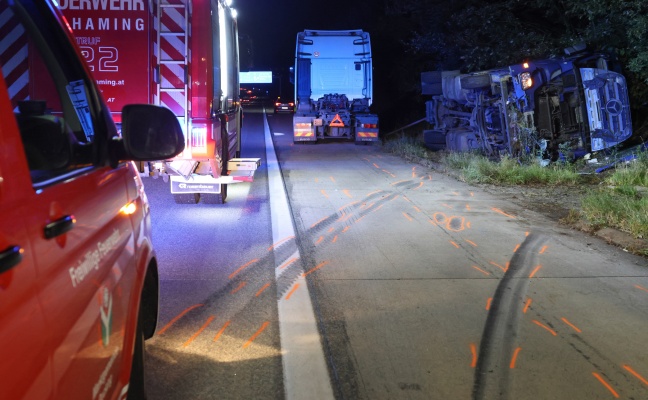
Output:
(119, 104), (185, 161)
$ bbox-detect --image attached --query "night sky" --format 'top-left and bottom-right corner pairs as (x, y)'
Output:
(234, 0), (380, 96)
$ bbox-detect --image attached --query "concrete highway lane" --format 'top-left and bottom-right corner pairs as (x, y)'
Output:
(268, 113), (648, 399)
(142, 106), (648, 400)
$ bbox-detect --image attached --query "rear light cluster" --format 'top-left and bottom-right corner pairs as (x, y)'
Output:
(191, 127), (207, 152)
(361, 123), (378, 128)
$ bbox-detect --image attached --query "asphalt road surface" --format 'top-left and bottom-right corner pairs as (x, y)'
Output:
(143, 107), (648, 400)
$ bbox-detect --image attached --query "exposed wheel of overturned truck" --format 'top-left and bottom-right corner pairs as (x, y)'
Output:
(203, 127), (230, 204)
(460, 74), (491, 90)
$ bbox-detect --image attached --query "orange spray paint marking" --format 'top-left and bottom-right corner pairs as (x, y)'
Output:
(539, 245), (548, 254)
(470, 192), (474, 196)
(561, 317), (582, 333)
(158, 304), (204, 335)
(529, 265), (542, 278)
(490, 261), (507, 272)
(472, 266), (490, 276)
(343, 189), (352, 198)
(486, 297), (492, 310)
(635, 285), (648, 293)
(229, 259), (259, 279)
(382, 170), (396, 177)
(442, 203), (453, 209)
(391, 179), (409, 186)
(213, 320), (231, 342)
(412, 166), (417, 177)
(268, 236), (295, 251)
(413, 182), (423, 190)
(467, 221), (472, 229)
(466, 204), (471, 211)
(402, 196), (411, 203)
(592, 372), (620, 398)
(513, 243), (521, 253)
(413, 206), (421, 213)
(366, 190), (383, 197)
(373, 204), (383, 212)
(492, 207), (516, 219)
(373, 163), (380, 169)
(285, 283), (300, 300)
(279, 257), (298, 270)
(332, 235), (338, 243)
(303, 261), (331, 277)
(321, 189), (329, 199)
(328, 227), (335, 233)
(450, 241), (460, 249)
(315, 236), (324, 245)
(470, 343), (478, 368)
(243, 321), (270, 348)
(525, 231), (530, 237)
(231, 281), (247, 294)
(523, 298), (532, 313)
(510, 347), (522, 369)
(342, 226), (350, 233)
(465, 239), (478, 247)
(314, 178), (319, 183)
(255, 283), (271, 297)
(310, 217), (327, 229)
(330, 176), (336, 183)
(428, 219), (437, 226)
(623, 365), (648, 386)
(182, 316), (215, 348)
(452, 191), (459, 196)
(402, 212), (413, 222)
(532, 320), (557, 336)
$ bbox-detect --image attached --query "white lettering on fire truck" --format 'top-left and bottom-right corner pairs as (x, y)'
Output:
(92, 348), (119, 400)
(71, 17), (145, 31)
(69, 229), (121, 287)
(58, 0), (144, 11)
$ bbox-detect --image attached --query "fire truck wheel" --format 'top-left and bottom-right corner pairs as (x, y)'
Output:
(173, 193), (200, 204)
(127, 312), (147, 400)
(202, 185), (227, 204)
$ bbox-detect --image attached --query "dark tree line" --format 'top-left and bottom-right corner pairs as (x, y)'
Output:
(368, 0), (648, 139)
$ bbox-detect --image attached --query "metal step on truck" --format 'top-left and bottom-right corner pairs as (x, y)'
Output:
(59, 0), (259, 204)
(292, 29), (379, 145)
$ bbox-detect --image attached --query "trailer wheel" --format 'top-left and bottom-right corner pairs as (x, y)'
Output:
(460, 74), (491, 90)
(173, 193), (200, 204)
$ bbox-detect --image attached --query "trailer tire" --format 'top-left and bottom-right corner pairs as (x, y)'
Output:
(173, 193), (200, 204)
(460, 74), (491, 90)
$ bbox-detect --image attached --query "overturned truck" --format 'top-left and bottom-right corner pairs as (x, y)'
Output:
(422, 50), (632, 160)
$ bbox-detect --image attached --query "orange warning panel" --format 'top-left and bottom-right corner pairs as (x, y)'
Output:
(329, 114), (345, 127)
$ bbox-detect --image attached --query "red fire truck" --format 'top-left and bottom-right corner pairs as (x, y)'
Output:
(58, 0), (258, 204)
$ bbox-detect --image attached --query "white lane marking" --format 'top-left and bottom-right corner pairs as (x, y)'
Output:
(264, 113), (334, 400)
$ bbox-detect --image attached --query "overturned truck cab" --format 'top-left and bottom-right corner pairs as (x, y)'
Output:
(422, 51), (632, 160)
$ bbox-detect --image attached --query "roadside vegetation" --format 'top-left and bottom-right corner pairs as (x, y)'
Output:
(383, 136), (648, 255)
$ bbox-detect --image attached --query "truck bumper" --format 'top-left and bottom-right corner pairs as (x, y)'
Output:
(294, 116), (317, 142)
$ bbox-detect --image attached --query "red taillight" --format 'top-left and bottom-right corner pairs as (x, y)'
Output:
(362, 123), (377, 128)
(275, 102), (281, 106)
(289, 103), (294, 106)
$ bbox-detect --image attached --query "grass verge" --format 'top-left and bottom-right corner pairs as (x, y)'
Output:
(383, 136), (648, 254)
